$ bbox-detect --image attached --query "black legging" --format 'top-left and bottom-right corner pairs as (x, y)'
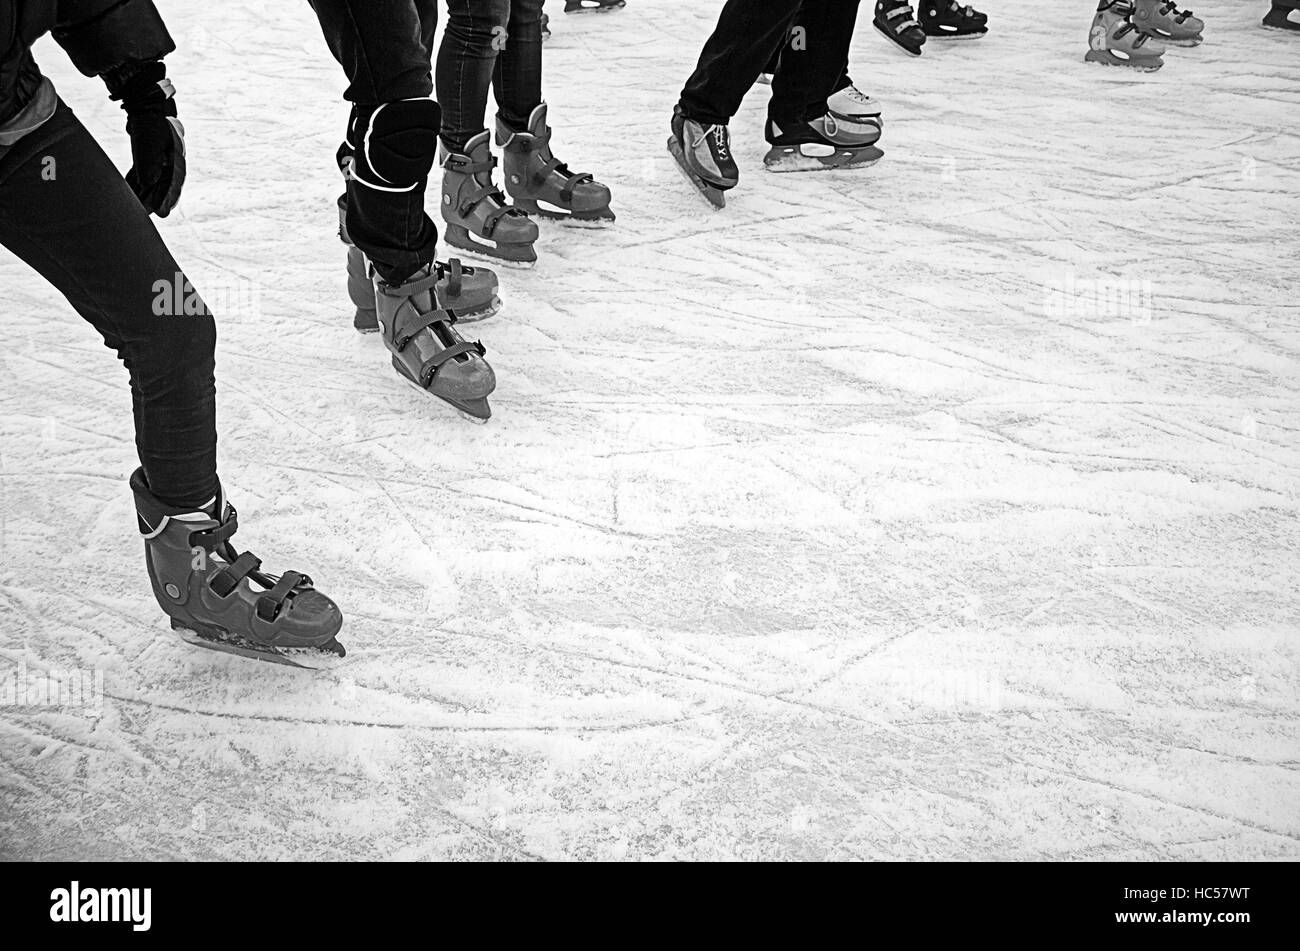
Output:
(0, 100), (217, 509)
(436, 0), (545, 152)
(681, 0), (862, 128)
(309, 0), (442, 283)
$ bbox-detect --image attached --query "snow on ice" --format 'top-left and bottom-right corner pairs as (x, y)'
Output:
(0, 1), (1297, 860)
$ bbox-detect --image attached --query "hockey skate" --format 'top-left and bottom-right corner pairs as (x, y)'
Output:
(763, 117), (883, 173)
(1263, 0), (1300, 31)
(337, 195), (501, 329)
(497, 103), (615, 226)
(1085, 1), (1166, 70)
(667, 105), (738, 210)
(874, 0), (927, 56)
(919, 1), (988, 40)
(828, 84), (883, 135)
(564, 0), (625, 12)
(1133, 0), (1202, 46)
(131, 469), (345, 669)
(375, 265), (496, 421)
(441, 131), (539, 268)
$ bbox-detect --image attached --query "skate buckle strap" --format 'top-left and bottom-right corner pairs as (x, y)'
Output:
(443, 258), (463, 296)
(189, 511), (240, 551)
(210, 551), (263, 598)
(418, 338), (488, 390)
(395, 305), (453, 352)
(256, 570), (306, 623)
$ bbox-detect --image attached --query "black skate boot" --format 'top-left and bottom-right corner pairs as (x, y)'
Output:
(667, 105), (739, 209)
(763, 117), (883, 173)
(565, 0), (626, 12)
(919, 1), (989, 40)
(1263, 0), (1300, 31)
(375, 265), (496, 421)
(497, 103), (615, 226)
(441, 132), (539, 268)
(874, 0), (927, 56)
(131, 469), (345, 668)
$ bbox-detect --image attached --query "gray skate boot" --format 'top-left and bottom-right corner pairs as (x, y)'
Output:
(440, 132), (539, 267)
(497, 103), (615, 225)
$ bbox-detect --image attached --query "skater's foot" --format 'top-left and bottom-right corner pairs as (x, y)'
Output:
(497, 103), (615, 226)
(668, 106), (739, 209)
(441, 131), (539, 267)
(1133, 0), (1203, 46)
(827, 84), (883, 135)
(763, 117), (883, 173)
(919, 1), (989, 40)
(875, 0), (927, 56)
(375, 265), (496, 420)
(1262, 0), (1300, 31)
(131, 469), (345, 667)
(1085, 1), (1166, 70)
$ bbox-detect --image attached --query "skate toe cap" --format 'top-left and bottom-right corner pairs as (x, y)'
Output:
(435, 356), (496, 399)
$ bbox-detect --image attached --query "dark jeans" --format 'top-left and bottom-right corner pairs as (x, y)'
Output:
(309, 0), (441, 283)
(436, 0), (545, 152)
(680, 0), (861, 130)
(0, 101), (217, 508)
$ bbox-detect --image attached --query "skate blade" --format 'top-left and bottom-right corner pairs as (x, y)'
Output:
(666, 137), (727, 209)
(444, 231), (537, 269)
(873, 23), (924, 57)
(565, 0), (625, 12)
(447, 295), (504, 323)
(1157, 34), (1203, 47)
(172, 620), (346, 670)
(763, 146), (883, 173)
(519, 200), (617, 227)
(397, 371), (492, 423)
(922, 31), (988, 41)
(1083, 50), (1163, 71)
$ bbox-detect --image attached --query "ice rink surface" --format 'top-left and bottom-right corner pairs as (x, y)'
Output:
(1, 1), (1297, 860)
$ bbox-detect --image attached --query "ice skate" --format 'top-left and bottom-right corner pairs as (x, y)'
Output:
(375, 264), (496, 421)
(564, 0), (625, 12)
(497, 103), (615, 226)
(541, 11), (551, 40)
(131, 469), (345, 669)
(874, 0), (927, 56)
(440, 131), (539, 268)
(763, 117), (883, 173)
(1263, 0), (1300, 31)
(667, 105), (738, 210)
(827, 84), (883, 136)
(1085, 1), (1166, 70)
(337, 200), (501, 330)
(1133, 0), (1203, 46)
(919, 1), (988, 40)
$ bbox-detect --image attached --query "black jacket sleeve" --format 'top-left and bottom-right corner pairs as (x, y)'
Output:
(51, 0), (175, 77)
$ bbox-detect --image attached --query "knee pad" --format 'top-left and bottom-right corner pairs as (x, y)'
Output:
(346, 98), (441, 192)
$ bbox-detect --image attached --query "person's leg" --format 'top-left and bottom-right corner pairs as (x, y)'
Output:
(0, 101), (217, 509)
(493, 0), (544, 129)
(769, 0), (863, 128)
(436, 0), (511, 153)
(678, 0), (804, 126)
(309, 0), (441, 284)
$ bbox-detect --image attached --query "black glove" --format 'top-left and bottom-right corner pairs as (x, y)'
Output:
(105, 60), (186, 217)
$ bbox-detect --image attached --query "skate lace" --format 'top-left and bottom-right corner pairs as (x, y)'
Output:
(843, 85), (874, 107)
(710, 125), (730, 161)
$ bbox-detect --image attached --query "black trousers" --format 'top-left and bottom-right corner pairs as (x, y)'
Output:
(309, 0), (442, 283)
(0, 101), (218, 509)
(436, 0), (546, 152)
(679, 0), (862, 131)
